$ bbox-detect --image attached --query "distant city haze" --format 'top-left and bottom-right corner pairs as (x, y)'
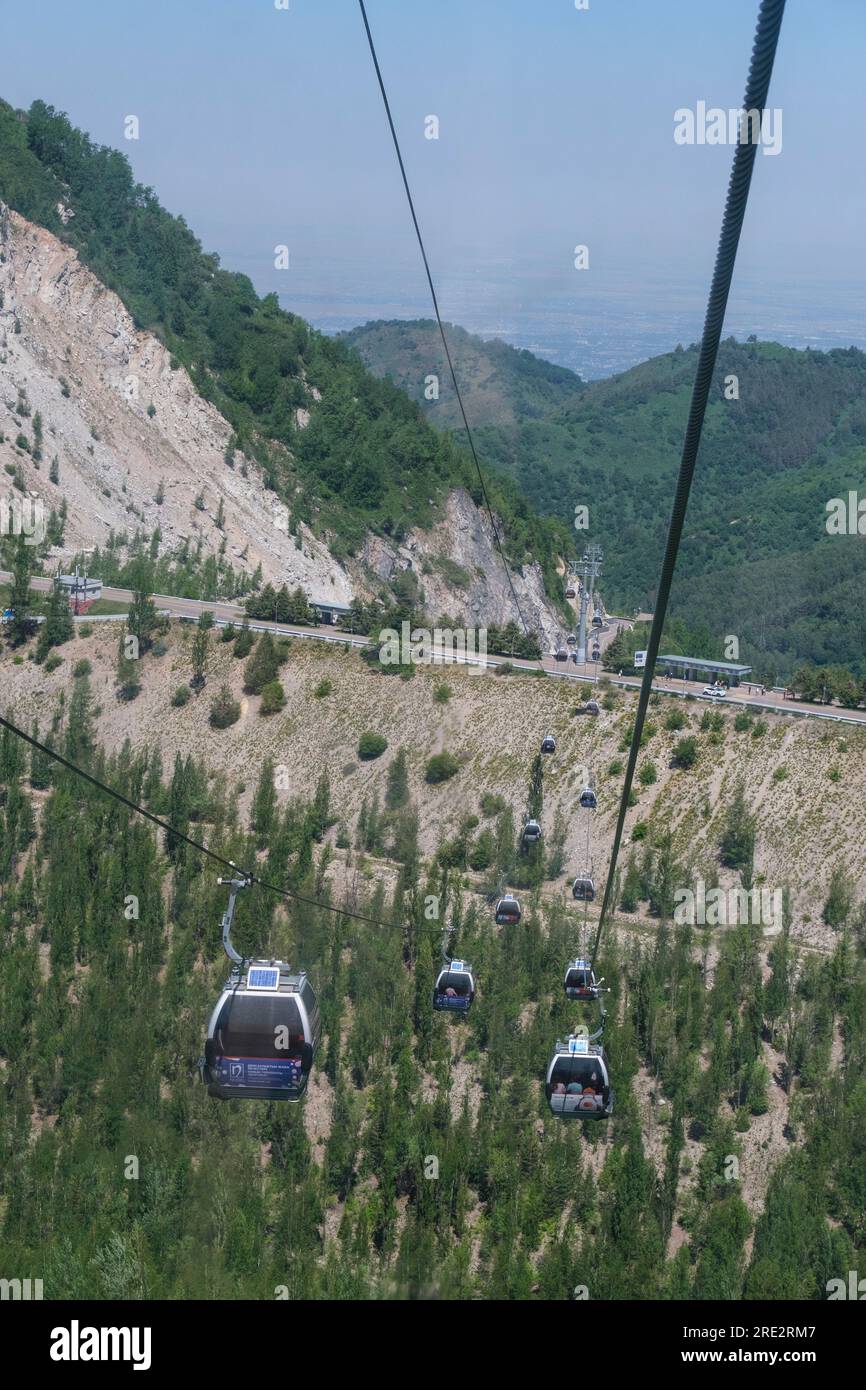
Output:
(4, 0), (865, 377)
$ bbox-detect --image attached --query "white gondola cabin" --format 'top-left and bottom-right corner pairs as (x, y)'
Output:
(564, 958), (603, 1001)
(433, 959), (476, 1013)
(203, 961), (320, 1102)
(572, 874), (595, 902)
(495, 893), (522, 925)
(545, 1035), (615, 1119)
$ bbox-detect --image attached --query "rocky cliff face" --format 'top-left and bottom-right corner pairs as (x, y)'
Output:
(365, 489), (561, 646)
(0, 206), (561, 636)
(0, 206), (351, 601)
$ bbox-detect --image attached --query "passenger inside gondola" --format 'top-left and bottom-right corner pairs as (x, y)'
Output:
(437, 972), (471, 998)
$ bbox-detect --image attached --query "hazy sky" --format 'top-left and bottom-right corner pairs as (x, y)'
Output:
(3, 0), (865, 374)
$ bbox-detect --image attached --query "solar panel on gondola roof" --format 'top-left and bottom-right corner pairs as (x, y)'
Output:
(247, 966), (280, 990)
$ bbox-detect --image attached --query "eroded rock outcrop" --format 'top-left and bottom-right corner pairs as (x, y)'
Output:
(0, 206), (561, 636)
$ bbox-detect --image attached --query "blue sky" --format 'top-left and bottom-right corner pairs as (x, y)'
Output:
(3, 0), (865, 374)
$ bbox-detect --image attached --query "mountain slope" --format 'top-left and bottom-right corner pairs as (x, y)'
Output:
(0, 98), (568, 631)
(345, 321), (866, 679)
(0, 627), (862, 1299)
(340, 317), (587, 429)
(0, 206), (351, 601)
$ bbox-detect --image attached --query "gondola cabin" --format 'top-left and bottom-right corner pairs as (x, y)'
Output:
(579, 787), (597, 810)
(585, 700), (600, 716)
(546, 1036), (615, 1119)
(567, 633), (577, 646)
(433, 959), (475, 1012)
(565, 585), (576, 599)
(203, 962), (320, 1101)
(541, 734), (556, 755)
(572, 874), (595, 902)
(564, 958), (602, 1000)
(495, 893), (522, 926)
(522, 818), (542, 845)
(591, 646), (601, 661)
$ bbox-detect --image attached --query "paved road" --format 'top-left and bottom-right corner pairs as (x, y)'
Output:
(3, 571), (864, 726)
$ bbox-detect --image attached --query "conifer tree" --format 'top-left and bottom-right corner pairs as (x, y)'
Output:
(35, 582), (73, 661)
(7, 535), (35, 646)
(243, 630), (279, 693)
(251, 757), (277, 846)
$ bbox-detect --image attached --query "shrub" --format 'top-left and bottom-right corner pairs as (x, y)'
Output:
(314, 678), (333, 698)
(734, 711), (752, 733)
(259, 680), (286, 715)
(670, 736), (698, 769)
(233, 626), (255, 658)
(425, 751), (460, 783)
(433, 683), (453, 705)
(73, 659), (92, 677)
(608, 758), (624, 776)
(171, 684), (191, 707)
(210, 685), (241, 728)
(468, 829), (495, 870)
(480, 792), (506, 817)
(665, 709), (687, 731)
(358, 731), (387, 761)
(44, 654), (62, 673)
(638, 761), (657, 786)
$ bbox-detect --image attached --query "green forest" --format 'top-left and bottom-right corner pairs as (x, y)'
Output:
(0, 636), (864, 1299)
(345, 321), (866, 681)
